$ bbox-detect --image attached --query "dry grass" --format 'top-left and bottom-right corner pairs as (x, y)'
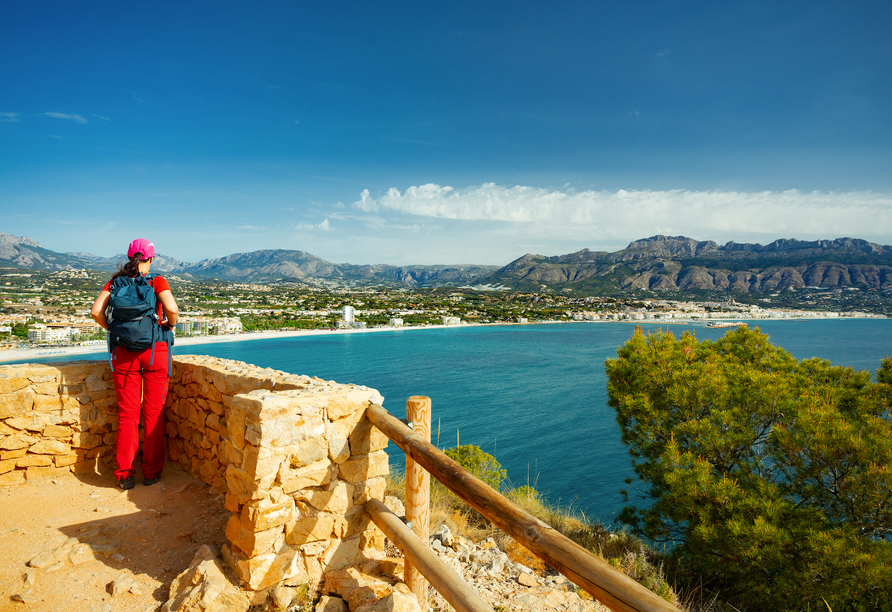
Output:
(381, 471), (722, 610)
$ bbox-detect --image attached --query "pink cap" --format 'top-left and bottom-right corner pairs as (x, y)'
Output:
(127, 238), (156, 260)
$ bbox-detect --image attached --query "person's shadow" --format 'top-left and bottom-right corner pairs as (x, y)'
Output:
(52, 447), (231, 604)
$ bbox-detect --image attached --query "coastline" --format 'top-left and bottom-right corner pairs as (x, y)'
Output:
(0, 323), (507, 364)
(0, 316), (884, 364)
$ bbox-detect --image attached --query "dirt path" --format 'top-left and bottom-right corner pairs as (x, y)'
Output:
(0, 464), (230, 612)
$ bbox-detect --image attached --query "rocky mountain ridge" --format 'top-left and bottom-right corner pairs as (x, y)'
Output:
(478, 235), (892, 293)
(2, 231), (891, 293)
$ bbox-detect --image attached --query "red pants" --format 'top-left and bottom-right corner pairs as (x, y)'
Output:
(111, 343), (168, 481)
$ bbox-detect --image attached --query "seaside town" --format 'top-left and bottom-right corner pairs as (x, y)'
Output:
(0, 267), (885, 355)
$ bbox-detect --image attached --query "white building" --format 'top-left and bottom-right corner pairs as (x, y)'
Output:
(343, 306), (355, 323)
(175, 316), (243, 337)
(389, 318), (404, 327)
(28, 327), (71, 343)
(442, 316), (461, 326)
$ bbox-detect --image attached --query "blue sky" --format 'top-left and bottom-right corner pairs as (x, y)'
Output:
(2, 1), (891, 265)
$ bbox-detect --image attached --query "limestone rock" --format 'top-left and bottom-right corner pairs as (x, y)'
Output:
(354, 592), (422, 612)
(328, 431), (350, 464)
(241, 496), (295, 531)
(268, 585), (296, 611)
(315, 595), (349, 612)
(10, 591), (38, 604)
(28, 438), (69, 455)
(338, 452), (388, 484)
(0, 470), (25, 486)
(70, 542), (96, 565)
(432, 525), (454, 548)
(162, 544), (250, 612)
(279, 459), (331, 493)
(285, 512), (335, 546)
(299, 481), (353, 514)
(517, 572), (539, 587)
(109, 573), (138, 596)
(352, 478), (385, 506)
(233, 548), (299, 591)
(0, 387), (35, 418)
(28, 537), (77, 568)
(0, 432), (39, 451)
(225, 515), (281, 557)
(383, 496), (405, 518)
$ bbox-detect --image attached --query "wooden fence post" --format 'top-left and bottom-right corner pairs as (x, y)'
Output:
(405, 395), (432, 610)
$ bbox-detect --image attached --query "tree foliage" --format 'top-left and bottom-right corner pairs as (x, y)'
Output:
(606, 325), (892, 611)
(445, 445), (507, 490)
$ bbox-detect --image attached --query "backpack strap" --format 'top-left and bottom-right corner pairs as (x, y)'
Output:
(107, 330), (115, 373)
(145, 273), (175, 376)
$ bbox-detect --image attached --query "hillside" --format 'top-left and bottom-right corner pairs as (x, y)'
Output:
(477, 235), (892, 293)
(3, 231), (892, 293)
(0, 233), (498, 288)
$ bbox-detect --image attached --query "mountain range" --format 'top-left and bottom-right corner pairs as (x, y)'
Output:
(2, 231), (892, 294)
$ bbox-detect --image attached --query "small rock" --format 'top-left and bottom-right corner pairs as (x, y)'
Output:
(11, 592), (38, 603)
(108, 573), (137, 596)
(315, 595), (349, 612)
(517, 572), (539, 587)
(354, 592), (422, 612)
(22, 571), (35, 586)
(70, 543), (96, 565)
(269, 585), (296, 611)
(486, 552), (509, 575)
(433, 525), (454, 548)
(27, 551), (60, 569)
(383, 496), (405, 517)
(430, 539), (448, 554)
(90, 537), (120, 556)
(77, 527), (103, 540)
(45, 560), (67, 572)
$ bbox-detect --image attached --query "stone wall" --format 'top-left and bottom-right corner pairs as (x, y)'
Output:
(0, 356), (391, 595)
(0, 361), (117, 482)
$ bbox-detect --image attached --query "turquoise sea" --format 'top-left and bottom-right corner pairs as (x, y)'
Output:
(13, 319), (892, 525)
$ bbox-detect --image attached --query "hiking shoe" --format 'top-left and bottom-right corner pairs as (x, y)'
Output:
(117, 476), (135, 490)
(143, 476), (161, 487)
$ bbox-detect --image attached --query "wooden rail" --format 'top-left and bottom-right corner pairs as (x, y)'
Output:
(365, 498), (494, 612)
(366, 402), (681, 612)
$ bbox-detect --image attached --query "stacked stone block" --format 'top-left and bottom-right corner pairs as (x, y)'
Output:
(0, 361), (117, 484)
(0, 356), (392, 597)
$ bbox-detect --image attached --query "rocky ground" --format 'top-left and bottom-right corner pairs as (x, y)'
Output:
(422, 521), (610, 612)
(0, 463), (230, 612)
(0, 467), (611, 612)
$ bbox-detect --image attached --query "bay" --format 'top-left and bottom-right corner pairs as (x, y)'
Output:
(13, 319), (892, 525)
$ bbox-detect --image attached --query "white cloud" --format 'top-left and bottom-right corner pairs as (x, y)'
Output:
(94, 114), (110, 121)
(0, 112), (18, 122)
(45, 112), (87, 124)
(236, 225), (266, 230)
(294, 218), (333, 232)
(353, 183), (892, 245)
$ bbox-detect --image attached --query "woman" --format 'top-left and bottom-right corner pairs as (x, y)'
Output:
(91, 239), (179, 490)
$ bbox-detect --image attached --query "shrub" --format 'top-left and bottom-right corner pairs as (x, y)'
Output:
(444, 444), (507, 490)
(606, 325), (892, 611)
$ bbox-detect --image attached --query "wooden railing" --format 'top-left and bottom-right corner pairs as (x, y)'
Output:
(364, 398), (682, 612)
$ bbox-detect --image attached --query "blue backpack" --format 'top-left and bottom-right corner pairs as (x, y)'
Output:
(106, 274), (173, 374)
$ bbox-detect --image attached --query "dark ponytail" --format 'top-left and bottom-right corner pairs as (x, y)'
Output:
(110, 254), (143, 282)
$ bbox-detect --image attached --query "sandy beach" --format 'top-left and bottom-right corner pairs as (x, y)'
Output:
(1, 315), (876, 364)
